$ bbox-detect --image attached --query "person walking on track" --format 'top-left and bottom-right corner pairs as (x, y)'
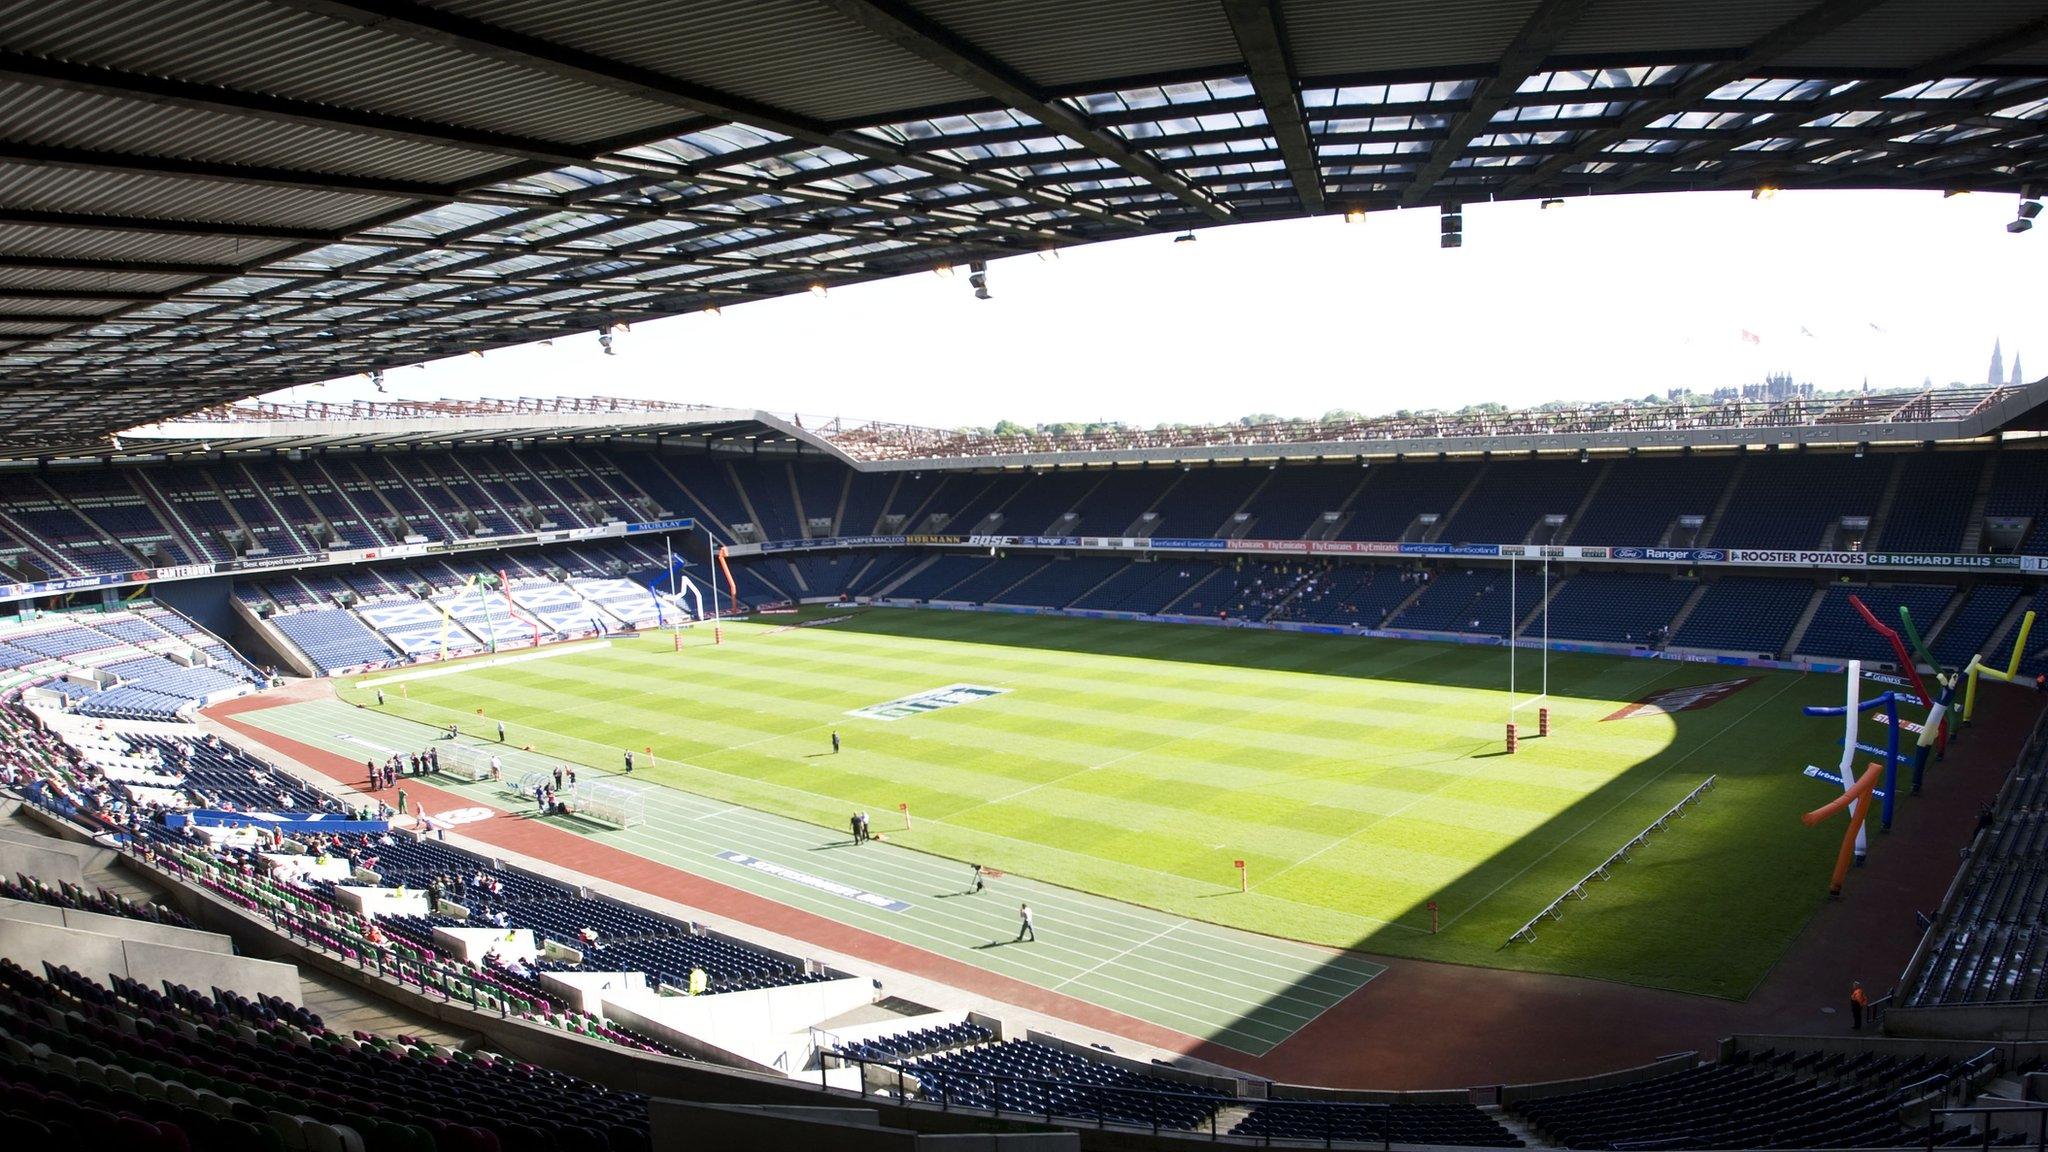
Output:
(1015, 902), (1035, 943)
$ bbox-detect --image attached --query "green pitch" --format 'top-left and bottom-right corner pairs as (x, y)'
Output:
(341, 606), (1854, 998)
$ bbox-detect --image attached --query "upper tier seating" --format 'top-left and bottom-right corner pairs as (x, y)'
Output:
(1438, 459), (1594, 545)
(1710, 453), (1883, 549)
(1568, 455), (1736, 546)
(1878, 452), (1987, 553)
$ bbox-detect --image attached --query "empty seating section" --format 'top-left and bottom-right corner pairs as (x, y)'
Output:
(1072, 561), (1220, 615)
(984, 472), (1099, 536)
(0, 959), (656, 1152)
(1542, 573), (1700, 644)
(1795, 584), (1955, 662)
(1879, 453), (1986, 553)
(1145, 468), (1267, 537)
(2024, 587), (2048, 679)
(792, 464), (847, 534)
(6, 491), (133, 574)
(1392, 569), (1518, 635)
(837, 550), (925, 597)
(1338, 461), (1482, 540)
(729, 460), (798, 539)
(937, 557), (1045, 603)
(1234, 1099), (1521, 1146)
(780, 552), (869, 597)
(907, 1039), (1229, 1130)
(1931, 585), (2024, 668)
(1066, 469), (1176, 536)
(991, 557), (1126, 607)
(1237, 466), (1362, 540)
(1271, 565), (1423, 627)
(1984, 450), (2048, 554)
(0, 612), (260, 720)
(1711, 453), (1882, 549)
(1911, 740), (2048, 1007)
(1438, 459), (1589, 544)
(835, 1020), (993, 1063)
(1671, 578), (1814, 654)
(892, 555), (995, 600)
(835, 472), (895, 535)
(1510, 1048), (1981, 1149)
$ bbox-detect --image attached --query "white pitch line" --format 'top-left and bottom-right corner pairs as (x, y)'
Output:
(1054, 919), (1189, 991)
(1437, 672), (1807, 933)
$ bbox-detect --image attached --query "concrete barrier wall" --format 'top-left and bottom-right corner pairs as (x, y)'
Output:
(1496, 1051), (1698, 1104)
(649, 1099), (1080, 1150)
(0, 895), (233, 954)
(0, 914), (300, 1001)
(0, 838), (87, 886)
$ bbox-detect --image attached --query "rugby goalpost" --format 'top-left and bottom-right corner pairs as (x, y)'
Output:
(1505, 551), (1552, 753)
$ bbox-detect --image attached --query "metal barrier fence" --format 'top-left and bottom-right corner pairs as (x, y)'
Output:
(822, 1048), (1398, 1148)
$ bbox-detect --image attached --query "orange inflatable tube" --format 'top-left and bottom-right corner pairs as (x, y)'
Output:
(1802, 763), (1884, 896)
(714, 544), (737, 600)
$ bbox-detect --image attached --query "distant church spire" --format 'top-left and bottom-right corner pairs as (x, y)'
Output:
(2013, 354), (2025, 385)
(1990, 338), (2005, 386)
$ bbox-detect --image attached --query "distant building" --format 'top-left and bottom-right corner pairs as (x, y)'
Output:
(1744, 372), (1814, 401)
(1990, 339), (2005, 386)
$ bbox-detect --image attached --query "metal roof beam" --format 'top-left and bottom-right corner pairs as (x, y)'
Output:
(1501, 0), (1892, 199)
(272, 0), (1134, 230)
(1610, 17), (2048, 191)
(1402, 0), (1599, 205)
(0, 254), (241, 277)
(0, 49), (660, 176)
(1221, 0), (1324, 211)
(819, 0), (1230, 221)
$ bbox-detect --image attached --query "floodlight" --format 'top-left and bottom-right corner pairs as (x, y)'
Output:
(809, 283), (828, 297)
(1540, 198), (1565, 209)
(933, 263), (955, 279)
(1173, 231), (1196, 243)
(1752, 185), (1778, 200)
(1343, 207), (1367, 224)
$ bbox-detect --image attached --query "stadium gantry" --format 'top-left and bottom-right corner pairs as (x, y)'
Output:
(3, 0), (2048, 453)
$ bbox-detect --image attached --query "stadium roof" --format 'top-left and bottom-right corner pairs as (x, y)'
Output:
(5, 1), (2048, 454)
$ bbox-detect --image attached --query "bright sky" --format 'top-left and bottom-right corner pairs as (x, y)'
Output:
(284, 189), (2043, 429)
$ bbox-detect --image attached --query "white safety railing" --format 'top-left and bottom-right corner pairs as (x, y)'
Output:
(1505, 774), (1717, 947)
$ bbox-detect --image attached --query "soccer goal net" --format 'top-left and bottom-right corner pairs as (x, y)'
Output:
(435, 742), (499, 782)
